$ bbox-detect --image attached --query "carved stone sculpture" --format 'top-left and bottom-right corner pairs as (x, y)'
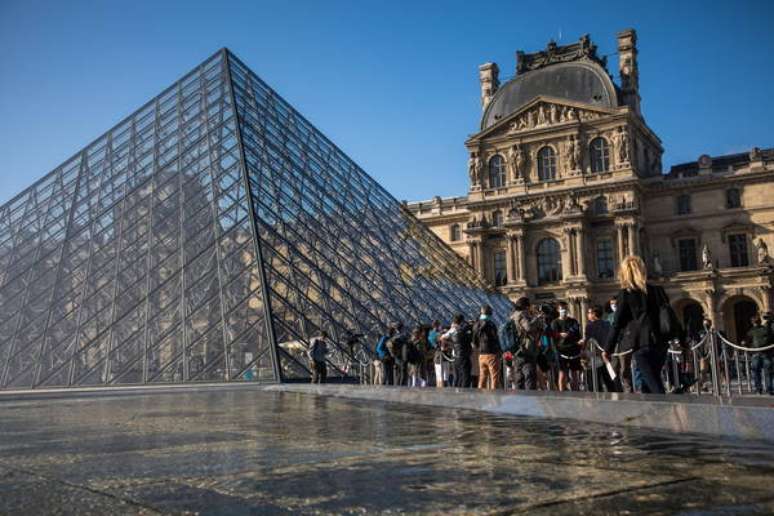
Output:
(573, 137), (583, 173)
(702, 243), (713, 270)
(537, 105), (546, 126)
(757, 238), (770, 265)
(567, 137), (577, 170)
(468, 153), (482, 187)
(527, 110), (536, 128)
(549, 104), (557, 124)
(509, 145), (526, 182)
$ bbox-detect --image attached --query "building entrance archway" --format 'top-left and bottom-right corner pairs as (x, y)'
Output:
(673, 299), (705, 342)
(721, 295), (759, 343)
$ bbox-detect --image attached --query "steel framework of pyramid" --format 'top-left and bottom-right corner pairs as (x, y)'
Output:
(0, 49), (512, 389)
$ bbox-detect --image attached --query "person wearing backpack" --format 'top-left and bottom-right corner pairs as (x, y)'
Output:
(551, 301), (582, 391)
(509, 297), (542, 390)
(604, 256), (677, 394)
(308, 332), (329, 384)
(442, 314), (472, 388)
(387, 323), (408, 386)
(374, 334), (389, 385)
(473, 304), (501, 390)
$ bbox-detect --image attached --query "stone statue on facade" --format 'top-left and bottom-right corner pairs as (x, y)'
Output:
(615, 126), (630, 164)
(549, 104), (557, 124)
(750, 147), (762, 161)
(566, 107), (576, 122)
(559, 106), (567, 123)
(527, 110), (536, 128)
(468, 153), (482, 187)
(702, 243), (714, 270)
(537, 104), (547, 126)
(508, 145), (526, 182)
(567, 136), (577, 171)
(756, 238), (770, 265)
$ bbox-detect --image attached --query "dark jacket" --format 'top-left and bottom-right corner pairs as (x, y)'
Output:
(473, 318), (501, 355)
(451, 323), (473, 360)
(550, 317), (581, 355)
(605, 283), (669, 354)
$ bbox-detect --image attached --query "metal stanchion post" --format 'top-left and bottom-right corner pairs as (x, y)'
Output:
(590, 342), (599, 393)
(709, 330), (721, 397)
(722, 341), (732, 397)
(744, 352), (752, 393)
(734, 350), (743, 395)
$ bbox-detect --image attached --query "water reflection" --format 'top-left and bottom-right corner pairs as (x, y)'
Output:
(0, 389), (772, 514)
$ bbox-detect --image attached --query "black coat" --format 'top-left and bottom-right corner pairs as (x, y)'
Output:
(605, 284), (669, 354)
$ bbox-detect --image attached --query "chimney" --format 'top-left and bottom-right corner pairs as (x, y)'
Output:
(479, 62), (499, 110)
(617, 28), (640, 115)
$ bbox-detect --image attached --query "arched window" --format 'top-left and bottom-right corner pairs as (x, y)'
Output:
(537, 238), (562, 284)
(492, 210), (503, 227)
(590, 137), (610, 173)
(488, 155), (506, 188)
(537, 147), (556, 181)
(450, 224), (461, 242)
(592, 196), (608, 215)
(726, 188), (741, 209)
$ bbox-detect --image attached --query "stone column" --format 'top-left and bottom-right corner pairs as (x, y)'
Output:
(705, 289), (717, 329)
(628, 222), (638, 257)
(616, 223), (627, 261)
(580, 297), (590, 329)
(759, 286), (771, 313)
(517, 232), (527, 283)
(506, 235), (516, 285)
(563, 227), (575, 279)
(576, 227), (586, 277)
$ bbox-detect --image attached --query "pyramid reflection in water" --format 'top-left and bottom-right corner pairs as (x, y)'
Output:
(0, 49), (512, 389)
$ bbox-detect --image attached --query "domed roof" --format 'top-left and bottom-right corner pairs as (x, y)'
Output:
(481, 61), (620, 130)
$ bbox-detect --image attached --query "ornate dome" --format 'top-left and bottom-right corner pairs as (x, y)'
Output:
(481, 61), (620, 130)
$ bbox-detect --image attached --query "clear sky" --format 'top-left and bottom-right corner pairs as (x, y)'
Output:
(1, 0), (773, 206)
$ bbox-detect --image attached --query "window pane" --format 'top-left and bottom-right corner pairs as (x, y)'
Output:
(537, 239), (561, 283)
(678, 239), (697, 271)
(728, 234), (749, 267)
(596, 239), (614, 279)
(493, 250), (507, 287)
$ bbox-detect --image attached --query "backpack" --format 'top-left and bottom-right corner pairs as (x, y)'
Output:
(375, 336), (388, 360)
(655, 286), (683, 341)
(387, 335), (405, 362)
(404, 340), (422, 365)
(498, 319), (520, 353)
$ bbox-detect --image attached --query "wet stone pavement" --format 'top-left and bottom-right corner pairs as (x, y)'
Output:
(0, 387), (773, 515)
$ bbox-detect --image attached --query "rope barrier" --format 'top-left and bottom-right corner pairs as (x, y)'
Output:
(716, 332), (774, 353)
(591, 341), (633, 357)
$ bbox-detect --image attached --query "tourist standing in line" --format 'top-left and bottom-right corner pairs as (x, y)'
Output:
(551, 301), (582, 391)
(309, 331), (329, 384)
(387, 323), (408, 386)
(581, 305), (617, 392)
(746, 315), (774, 395)
(510, 297), (542, 390)
(473, 305), (501, 390)
(442, 314), (472, 388)
(606, 297), (633, 392)
(604, 256), (674, 394)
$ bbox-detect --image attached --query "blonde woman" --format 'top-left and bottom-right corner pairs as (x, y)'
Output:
(603, 256), (671, 394)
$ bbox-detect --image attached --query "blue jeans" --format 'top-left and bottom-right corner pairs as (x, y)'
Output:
(751, 354), (773, 394)
(632, 358), (643, 392)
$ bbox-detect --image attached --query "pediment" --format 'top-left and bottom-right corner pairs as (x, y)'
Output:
(469, 96), (617, 144)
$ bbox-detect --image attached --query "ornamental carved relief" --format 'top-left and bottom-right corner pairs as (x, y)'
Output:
(507, 102), (603, 134)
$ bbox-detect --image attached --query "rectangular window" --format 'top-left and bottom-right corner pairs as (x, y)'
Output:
(678, 239), (698, 271)
(728, 234), (749, 267)
(676, 195), (692, 215)
(493, 250), (507, 287)
(596, 239), (615, 279)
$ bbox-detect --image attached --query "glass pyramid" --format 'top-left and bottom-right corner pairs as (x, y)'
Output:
(0, 49), (512, 389)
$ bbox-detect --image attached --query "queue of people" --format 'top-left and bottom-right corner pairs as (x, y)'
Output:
(309, 255), (774, 396)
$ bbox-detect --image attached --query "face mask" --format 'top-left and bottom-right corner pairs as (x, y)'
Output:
(610, 304), (617, 312)
(558, 309), (567, 317)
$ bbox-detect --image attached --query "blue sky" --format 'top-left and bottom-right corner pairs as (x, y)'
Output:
(0, 0), (772, 205)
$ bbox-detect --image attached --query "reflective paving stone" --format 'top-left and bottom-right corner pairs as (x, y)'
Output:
(0, 387), (773, 514)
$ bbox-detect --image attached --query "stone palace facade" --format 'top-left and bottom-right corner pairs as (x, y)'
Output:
(407, 30), (774, 342)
